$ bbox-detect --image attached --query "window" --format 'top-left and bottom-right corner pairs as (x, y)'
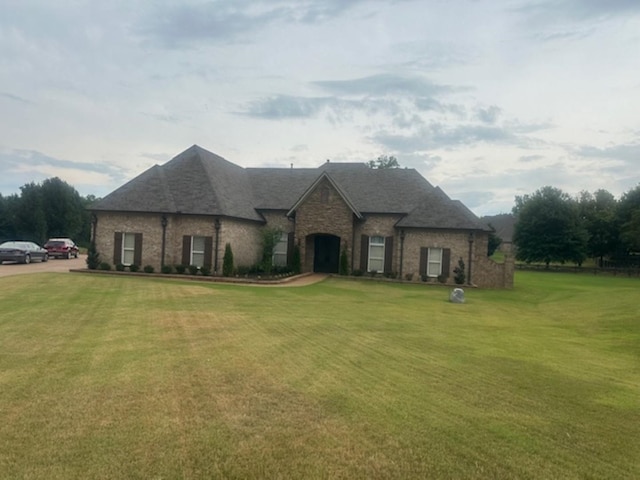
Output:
(191, 236), (206, 267)
(368, 236), (385, 272)
(272, 233), (288, 267)
(427, 247), (443, 277)
(122, 232), (136, 265)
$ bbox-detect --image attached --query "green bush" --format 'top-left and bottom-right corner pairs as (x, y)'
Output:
(235, 265), (250, 276)
(453, 258), (466, 285)
(86, 241), (100, 270)
(129, 264), (140, 273)
(143, 265), (154, 274)
(352, 269), (363, 277)
(161, 265), (173, 274)
(200, 265), (211, 276)
(339, 248), (349, 275)
(115, 263), (125, 272)
(188, 265), (199, 275)
(223, 243), (234, 277)
(175, 264), (186, 274)
(98, 262), (111, 271)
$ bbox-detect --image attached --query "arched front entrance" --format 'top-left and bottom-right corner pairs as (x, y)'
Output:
(313, 234), (340, 273)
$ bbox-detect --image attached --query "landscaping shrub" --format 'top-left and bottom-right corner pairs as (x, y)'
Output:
(143, 265), (154, 274)
(115, 263), (125, 272)
(98, 262), (111, 271)
(352, 269), (363, 277)
(175, 264), (186, 274)
(453, 257), (466, 285)
(235, 265), (250, 276)
(129, 264), (140, 273)
(188, 265), (199, 275)
(161, 265), (173, 274)
(223, 243), (234, 277)
(200, 265), (211, 276)
(86, 241), (100, 270)
(339, 248), (349, 275)
(404, 272), (414, 281)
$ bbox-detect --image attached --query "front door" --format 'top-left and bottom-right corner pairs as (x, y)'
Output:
(314, 235), (340, 273)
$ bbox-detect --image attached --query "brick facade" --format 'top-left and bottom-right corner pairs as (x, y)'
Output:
(293, 178), (355, 272)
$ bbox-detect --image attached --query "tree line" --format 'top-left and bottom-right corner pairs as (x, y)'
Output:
(513, 184), (640, 267)
(0, 177), (96, 247)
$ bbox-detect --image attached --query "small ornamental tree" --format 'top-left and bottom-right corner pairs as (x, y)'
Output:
(222, 243), (234, 277)
(453, 257), (466, 285)
(86, 240), (100, 270)
(339, 247), (349, 275)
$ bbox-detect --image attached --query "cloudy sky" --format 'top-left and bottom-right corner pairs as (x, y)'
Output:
(1, 0), (639, 215)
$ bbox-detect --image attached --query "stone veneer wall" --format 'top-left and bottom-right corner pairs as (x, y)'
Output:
(353, 213), (403, 273)
(401, 229), (471, 281)
(93, 209), (513, 287)
(294, 178), (355, 272)
(400, 228), (513, 288)
(94, 211), (164, 268)
(94, 211), (264, 272)
(259, 210), (294, 233)
(220, 218), (263, 269)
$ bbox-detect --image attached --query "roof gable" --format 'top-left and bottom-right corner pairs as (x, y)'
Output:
(286, 172), (362, 219)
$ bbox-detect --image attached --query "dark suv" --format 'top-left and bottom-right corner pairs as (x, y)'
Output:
(44, 238), (79, 259)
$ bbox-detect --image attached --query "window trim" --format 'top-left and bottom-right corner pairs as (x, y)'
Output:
(121, 232), (136, 266)
(427, 247), (443, 277)
(367, 235), (385, 272)
(190, 235), (206, 267)
(272, 232), (288, 267)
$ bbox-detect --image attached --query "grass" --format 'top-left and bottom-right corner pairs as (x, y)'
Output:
(0, 272), (638, 479)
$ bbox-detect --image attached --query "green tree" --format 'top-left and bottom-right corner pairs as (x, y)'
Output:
(367, 155), (400, 169)
(578, 189), (619, 265)
(513, 186), (588, 267)
(86, 240), (100, 270)
(339, 247), (349, 275)
(222, 243), (234, 277)
(618, 184), (640, 253)
(0, 194), (19, 241)
(453, 258), (466, 285)
(14, 182), (47, 243)
(41, 177), (85, 241)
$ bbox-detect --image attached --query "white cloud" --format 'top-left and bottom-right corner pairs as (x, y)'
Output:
(1, 0), (639, 214)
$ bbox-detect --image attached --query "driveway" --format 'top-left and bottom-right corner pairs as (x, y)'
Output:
(0, 255), (87, 278)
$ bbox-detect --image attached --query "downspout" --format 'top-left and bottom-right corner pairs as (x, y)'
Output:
(214, 217), (221, 274)
(399, 229), (405, 279)
(467, 231), (475, 285)
(351, 214), (356, 273)
(160, 215), (168, 267)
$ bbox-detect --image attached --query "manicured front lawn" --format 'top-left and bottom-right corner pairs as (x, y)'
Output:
(0, 272), (638, 479)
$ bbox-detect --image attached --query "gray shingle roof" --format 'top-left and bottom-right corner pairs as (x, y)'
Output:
(92, 145), (262, 221)
(92, 145), (487, 230)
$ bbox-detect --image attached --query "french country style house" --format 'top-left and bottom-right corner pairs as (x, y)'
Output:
(90, 145), (513, 288)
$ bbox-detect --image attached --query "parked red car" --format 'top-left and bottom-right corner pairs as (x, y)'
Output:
(44, 238), (79, 259)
